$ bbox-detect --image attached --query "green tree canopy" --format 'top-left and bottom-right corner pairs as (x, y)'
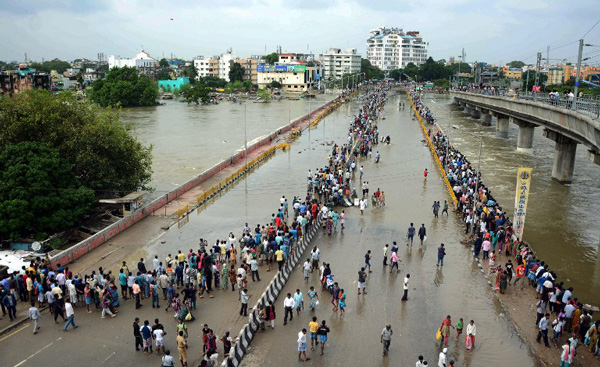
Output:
(257, 88), (271, 102)
(159, 58), (169, 68)
(198, 76), (227, 89)
(88, 66), (158, 107)
(521, 70), (548, 90)
(263, 52), (279, 65)
(0, 90), (153, 194)
(267, 80), (282, 89)
(361, 59), (384, 80)
(419, 57), (452, 81)
(229, 62), (244, 82)
(242, 79), (254, 91)
(29, 58), (71, 73)
(180, 84), (211, 104)
(447, 62), (472, 74)
(389, 69), (403, 81)
(403, 62), (420, 81)
(180, 64), (198, 83)
(156, 69), (172, 81)
(0, 142), (96, 240)
(507, 60), (525, 69)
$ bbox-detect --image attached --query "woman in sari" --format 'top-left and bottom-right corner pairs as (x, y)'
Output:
(179, 298), (195, 322)
(228, 267), (237, 292)
(439, 315), (454, 346)
(572, 306), (581, 335)
(307, 286), (318, 311)
(221, 263), (229, 290)
(171, 293), (181, 319)
(494, 266), (502, 292)
(588, 321), (599, 353)
(499, 270), (508, 294)
(108, 282), (120, 308)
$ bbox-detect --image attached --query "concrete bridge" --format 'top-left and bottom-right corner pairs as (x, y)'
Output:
(450, 91), (600, 183)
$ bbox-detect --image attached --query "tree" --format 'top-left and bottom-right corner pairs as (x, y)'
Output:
(521, 70), (547, 90)
(180, 84), (211, 104)
(267, 80), (282, 89)
(447, 62), (472, 75)
(156, 69), (172, 81)
(76, 71), (84, 85)
(88, 66), (158, 107)
(360, 59), (384, 80)
(242, 79), (253, 91)
(198, 76), (227, 89)
(433, 78), (450, 90)
(263, 52), (279, 65)
(419, 57), (452, 81)
(180, 64), (198, 83)
(389, 69), (403, 81)
(0, 142), (96, 240)
(159, 58), (169, 68)
(507, 60), (525, 69)
(403, 62), (420, 81)
(257, 88), (271, 102)
(0, 90), (153, 194)
(29, 58), (71, 73)
(229, 62), (244, 82)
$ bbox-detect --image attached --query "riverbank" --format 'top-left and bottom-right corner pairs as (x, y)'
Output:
(407, 91), (599, 367)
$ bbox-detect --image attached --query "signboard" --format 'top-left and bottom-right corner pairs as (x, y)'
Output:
(513, 167), (532, 240)
(532, 85), (541, 92)
(257, 64), (306, 73)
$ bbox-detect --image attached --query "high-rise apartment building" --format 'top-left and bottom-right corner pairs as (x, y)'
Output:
(320, 48), (361, 80)
(366, 26), (428, 71)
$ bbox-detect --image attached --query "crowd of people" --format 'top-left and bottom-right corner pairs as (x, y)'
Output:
(410, 89), (600, 364)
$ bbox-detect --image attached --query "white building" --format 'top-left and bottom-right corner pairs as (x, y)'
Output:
(321, 48), (361, 80)
(219, 51), (234, 82)
(366, 26), (428, 71)
(193, 56), (219, 78)
(107, 49), (157, 75)
(257, 63), (322, 93)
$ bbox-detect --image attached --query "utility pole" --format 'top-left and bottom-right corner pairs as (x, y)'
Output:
(534, 52), (542, 90)
(574, 39), (584, 103)
(546, 45), (550, 71)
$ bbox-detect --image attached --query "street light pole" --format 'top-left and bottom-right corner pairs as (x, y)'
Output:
(574, 39), (584, 107)
(244, 103), (248, 170)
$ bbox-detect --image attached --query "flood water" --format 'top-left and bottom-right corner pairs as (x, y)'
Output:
(425, 93), (600, 307)
(121, 95), (334, 197)
(120, 92), (540, 367)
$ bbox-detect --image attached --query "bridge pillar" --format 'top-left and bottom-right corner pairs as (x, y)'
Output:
(470, 107), (481, 119)
(481, 111), (492, 126)
(464, 104), (472, 114)
(513, 118), (536, 152)
(544, 129), (578, 183)
(496, 114), (509, 137)
(589, 149), (600, 165)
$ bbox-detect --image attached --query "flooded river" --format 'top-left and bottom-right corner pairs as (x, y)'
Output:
(426, 93), (600, 307)
(121, 95), (334, 196)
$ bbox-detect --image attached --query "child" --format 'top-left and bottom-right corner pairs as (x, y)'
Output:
(465, 332), (473, 350)
(338, 289), (346, 316)
(456, 318), (464, 340)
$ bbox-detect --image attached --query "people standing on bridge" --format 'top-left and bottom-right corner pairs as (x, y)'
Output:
(418, 224), (427, 245)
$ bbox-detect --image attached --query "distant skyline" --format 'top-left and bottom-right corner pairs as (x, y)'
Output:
(1, 0), (598, 66)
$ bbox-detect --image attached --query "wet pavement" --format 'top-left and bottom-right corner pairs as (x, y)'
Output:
(240, 93), (541, 367)
(425, 93), (600, 307)
(1, 93), (542, 367)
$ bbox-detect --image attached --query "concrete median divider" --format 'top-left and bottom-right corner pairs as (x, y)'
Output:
(222, 214), (321, 367)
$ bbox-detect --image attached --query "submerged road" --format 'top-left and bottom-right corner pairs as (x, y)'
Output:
(241, 94), (540, 367)
(0, 93), (539, 367)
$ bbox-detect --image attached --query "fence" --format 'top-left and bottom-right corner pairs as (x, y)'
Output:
(407, 91), (458, 208)
(49, 94), (352, 269)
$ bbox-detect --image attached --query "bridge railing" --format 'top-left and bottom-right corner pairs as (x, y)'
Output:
(452, 88), (600, 120)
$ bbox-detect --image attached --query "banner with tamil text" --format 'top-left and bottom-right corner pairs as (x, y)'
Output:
(513, 167), (532, 240)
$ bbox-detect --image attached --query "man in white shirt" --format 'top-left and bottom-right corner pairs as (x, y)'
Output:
(438, 347), (447, 367)
(283, 293), (295, 325)
(402, 274), (410, 301)
(63, 301), (77, 331)
(153, 256), (160, 271)
(466, 320), (476, 347)
(153, 327), (165, 355)
(416, 355), (426, 367)
(303, 259), (312, 283)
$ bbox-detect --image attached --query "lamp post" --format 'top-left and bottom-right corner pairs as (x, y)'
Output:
(244, 103), (248, 170)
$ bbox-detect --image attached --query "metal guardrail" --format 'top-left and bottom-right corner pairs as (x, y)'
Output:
(453, 89), (600, 120)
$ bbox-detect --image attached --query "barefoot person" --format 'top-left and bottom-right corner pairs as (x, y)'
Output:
(297, 328), (311, 362)
(317, 320), (331, 356)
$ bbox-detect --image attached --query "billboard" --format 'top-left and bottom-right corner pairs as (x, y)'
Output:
(257, 64), (306, 73)
(513, 167), (532, 240)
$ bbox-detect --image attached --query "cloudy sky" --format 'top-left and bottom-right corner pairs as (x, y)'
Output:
(1, 0), (598, 66)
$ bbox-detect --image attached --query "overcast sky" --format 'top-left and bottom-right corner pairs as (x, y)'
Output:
(1, 0), (598, 66)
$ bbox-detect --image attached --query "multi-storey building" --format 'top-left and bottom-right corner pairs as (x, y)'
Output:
(194, 56), (219, 78)
(320, 48), (361, 80)
(219, 51), (234, 82)
(237, 56), (260, 85)
(257, 63), (322, 93)
(366, 26), (428, 71)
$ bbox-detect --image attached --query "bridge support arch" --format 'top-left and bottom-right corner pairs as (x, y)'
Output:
(481, 109), (492, 126)
(544, 129), (578, 183)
